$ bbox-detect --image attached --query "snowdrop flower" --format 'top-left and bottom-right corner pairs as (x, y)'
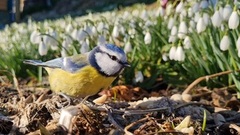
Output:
(180, 9), (187, 19)
(144, 31), (152, 45)
(175, 46), (185, 61)
(189, 20), (196, 30)
(134, 71), (144, 83)
(176, 1), (184, 13)
(168, 35), (177, 43)
(162, 53), (168, 61)
(65, 24), (73, 33)
(71, 28), (78, 40)
(84, 26), (93, 36)
(112, 25), (119, 38)
(191, 2), (200, 13)
(220, 35), (230, 51)
(223, 5), (233, 21)
(171, 25), (178, 36)
(98, 35), (106, 46)
(197, 17), (207, 33)
(124, 41), (132, 53)
(91, 26), (98, 36)
(30, 30), (41, 44)
(188, 7), (194, 17)
(97, 22), (105, 33)
(169, 46), (177, 60)
(178, 21), (188, 39)
(183, 36), (192, 49)
(203, 13), (210, 25)
(38, 40), (48, 56)
(166, 3), (173, 16)
(168, 17), (175, 30)
(132, 9), (140, 16)
(211, 10), (223, 27)
(77, 29), (87, 42)
(194, 12), (200, 22)
(236, 37), (240, 50)
(228, 11), (239, 29)
(156, 7), (165, 17)
(141, 10), (148, 20)
(80, 41), (89, 54)
(200, 0), (209, 9)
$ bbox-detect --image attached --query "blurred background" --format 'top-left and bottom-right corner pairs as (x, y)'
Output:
(0, 0), (155, 29)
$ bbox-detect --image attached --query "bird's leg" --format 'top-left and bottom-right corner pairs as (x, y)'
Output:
(59, 92), (72, 106)
(80, 95), (90, 104)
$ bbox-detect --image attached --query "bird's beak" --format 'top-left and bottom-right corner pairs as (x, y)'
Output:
(123, 62), (131, 67)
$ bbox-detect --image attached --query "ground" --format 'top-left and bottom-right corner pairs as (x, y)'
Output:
(1, 76), (240, 135)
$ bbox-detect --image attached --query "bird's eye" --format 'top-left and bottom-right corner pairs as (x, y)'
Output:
(110, 55), (117, 61)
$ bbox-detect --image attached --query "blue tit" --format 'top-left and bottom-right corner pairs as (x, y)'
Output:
(24, 44), (130, 98)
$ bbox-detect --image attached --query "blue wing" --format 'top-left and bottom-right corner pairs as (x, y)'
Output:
(23, 53), (89, 73)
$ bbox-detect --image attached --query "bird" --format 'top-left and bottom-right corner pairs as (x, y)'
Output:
(24, 44), (130, 98)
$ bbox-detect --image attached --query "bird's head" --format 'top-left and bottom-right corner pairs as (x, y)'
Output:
(89, 44), (130, 77)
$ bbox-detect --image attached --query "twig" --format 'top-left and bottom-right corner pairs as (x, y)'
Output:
(124, 117), (149, 135)
(183, 70), (240, 94)
(105, 106), (124, 132)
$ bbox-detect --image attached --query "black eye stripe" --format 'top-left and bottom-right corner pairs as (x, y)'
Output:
(105, 53), (121, 63)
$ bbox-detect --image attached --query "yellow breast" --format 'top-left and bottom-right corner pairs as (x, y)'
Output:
(45, 66), (116, 97)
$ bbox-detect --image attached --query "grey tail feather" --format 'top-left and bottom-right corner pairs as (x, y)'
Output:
(23, 60), (44, 66)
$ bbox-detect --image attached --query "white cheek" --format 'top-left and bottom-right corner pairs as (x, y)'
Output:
(95, 53), (121, 75)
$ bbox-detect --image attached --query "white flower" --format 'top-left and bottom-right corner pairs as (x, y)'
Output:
(203, 13), (210, 25)
(97, 22), (105, 33)
(156, 7), (165, 17)
(223, 5), (233, 21)
(188, 7), (194, 17)
(176, 1), (184, 13)
(141, 10), (148, 20)
(200, 0), (209, 9)
(77, 29), (87, 42)
(144, 31), (152, 45)
(168, 35), (177, 43)
(228, 11), (239, 29)
(183, 36), (192, 49)
(80, 41), (89, 54)
(220, 35), (230, 51)
(168, 17), (175, 30)
(112, 25), (119, 38)
(166, 3), (173, 16)
(175, 46), (185, 61)
(162, 53), (168, 61)
(178, 21), (188, 39)
(30, 30), (41, 44)
(169, 46), (177, 60)
(61, 48), (68, 57)
(211, 10), (223, 27)
(171, 25), (178, 36)
(98, 35), (106, 46)
(197, 17), (206, 33)
(91, 26), (98, 36)
(191, 2), (199, 13)
(38, 40), (48, 56)
(134, 71), (144, 83)
(65, 24), (73, 33)
(236, 37), (240, 50)
(84, 26), (93, 36)
(71, 28), (78, 40)
(124, 41), (132, 53)
(194, 12), (200, 22)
